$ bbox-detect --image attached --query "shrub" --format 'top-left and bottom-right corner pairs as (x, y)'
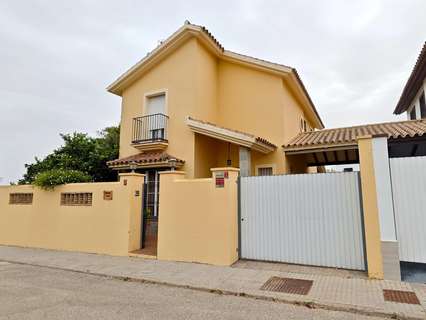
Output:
(33, 169), (91, 190)
(18, 126), (119, 185)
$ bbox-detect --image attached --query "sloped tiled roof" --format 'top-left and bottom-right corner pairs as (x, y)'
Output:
(284, 119), (426, 150)
(107, 152), (184, 167)
(394, 41), (426, 114)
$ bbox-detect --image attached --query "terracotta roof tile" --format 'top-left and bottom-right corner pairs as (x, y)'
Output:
(284, 119), (426, 150)
(107, 152), (184, 167)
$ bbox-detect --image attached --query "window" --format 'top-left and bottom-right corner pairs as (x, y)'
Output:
(9, 193), (33, 205)
(145, 93), (166, 140)
(258, 167), (273, 176)
(60, 193), (92, 206)
(410, 107), (417, 120)
(146, 93), (165, 115)
(420, 92), (426, 119)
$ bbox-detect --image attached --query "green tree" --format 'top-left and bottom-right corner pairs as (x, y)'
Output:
(18, 126), (119, 185)
(33, 169), (92, 190)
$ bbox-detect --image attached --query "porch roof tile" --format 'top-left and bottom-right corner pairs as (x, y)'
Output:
(284, 119), (426, 151)
(107, 152), (184, 167)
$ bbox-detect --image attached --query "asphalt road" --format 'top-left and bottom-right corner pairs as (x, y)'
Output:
(0, 262), (384, 320)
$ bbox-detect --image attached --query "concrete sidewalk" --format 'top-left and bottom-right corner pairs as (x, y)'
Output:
(0, 246), (425, 320)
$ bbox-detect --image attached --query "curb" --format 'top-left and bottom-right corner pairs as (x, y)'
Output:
(1, 259), (424, 320)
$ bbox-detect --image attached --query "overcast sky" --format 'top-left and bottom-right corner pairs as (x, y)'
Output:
(1, 0), (425, 183)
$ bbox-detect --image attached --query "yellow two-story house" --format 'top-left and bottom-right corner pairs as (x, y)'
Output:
(107, 23), (324, 249)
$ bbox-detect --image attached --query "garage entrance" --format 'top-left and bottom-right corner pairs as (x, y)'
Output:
(390, 156), (426, 264)
(239, 172), (366, 270)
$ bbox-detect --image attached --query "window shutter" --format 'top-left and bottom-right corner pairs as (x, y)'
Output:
(146, 94), (165, 115)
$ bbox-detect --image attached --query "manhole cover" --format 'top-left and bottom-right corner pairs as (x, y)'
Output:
(383, 289), (420, 305)
(260, 276), (313, 295)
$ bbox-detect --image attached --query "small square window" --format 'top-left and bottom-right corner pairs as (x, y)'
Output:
(103, 191), (113, 201)
(258, 167), (273, 176)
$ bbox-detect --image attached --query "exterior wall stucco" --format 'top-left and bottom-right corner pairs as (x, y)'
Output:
(118, 37), (319, 177)
(120, 38), (199, 177)
(157, 168), (239, 266)
(194, 133), (220, 178)
(217, 61), (313, 174)
(0, 173), (144, 256)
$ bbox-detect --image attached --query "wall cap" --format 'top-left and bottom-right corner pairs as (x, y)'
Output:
(118, 173), (145, 178)
(357, 135), (373, 141)
(159, 170), (185, 175)
(357, 134), (388, 141)
(210, 167), (240, 172)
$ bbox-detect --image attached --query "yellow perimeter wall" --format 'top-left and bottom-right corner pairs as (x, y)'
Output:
(0, 173), (144, 256)
(157, 168), (239, 266)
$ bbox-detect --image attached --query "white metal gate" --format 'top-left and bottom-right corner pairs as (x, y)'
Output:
(240, 172), (366, 270)
(390, 156), (426, 263)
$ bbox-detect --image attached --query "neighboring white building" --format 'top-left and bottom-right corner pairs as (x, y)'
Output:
(394, 42), (426, 120)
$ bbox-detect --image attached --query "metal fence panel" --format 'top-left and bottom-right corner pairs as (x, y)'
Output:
(240, 172), (365, 270)
(390, 156), (426, 263)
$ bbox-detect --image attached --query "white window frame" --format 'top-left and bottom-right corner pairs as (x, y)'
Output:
(255, 164), (276, 176)
(407, 103), (418, 120)
(143, 89), (168, 116)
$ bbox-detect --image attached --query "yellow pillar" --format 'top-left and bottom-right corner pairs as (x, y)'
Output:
(119, 172), (145, 253)
(357, 136), (384, 279)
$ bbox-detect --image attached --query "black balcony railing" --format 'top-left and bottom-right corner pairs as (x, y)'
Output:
(132, 113), (168, 144)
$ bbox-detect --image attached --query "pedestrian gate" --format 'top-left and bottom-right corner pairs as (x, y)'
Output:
(239, 172), (366, 270)
(390, 156), (426, 264)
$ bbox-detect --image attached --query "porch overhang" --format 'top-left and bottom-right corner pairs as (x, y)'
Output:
(284, 144), (360, 166)
(283, 119), (426, 166)
(186, 117), (276, 154)
(107, 152), (184, 170)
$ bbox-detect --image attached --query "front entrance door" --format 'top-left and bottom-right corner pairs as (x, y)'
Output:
(141, 170), (160, 256)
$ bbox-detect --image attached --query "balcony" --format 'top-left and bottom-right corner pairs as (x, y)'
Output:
(131, 114), (169, 151)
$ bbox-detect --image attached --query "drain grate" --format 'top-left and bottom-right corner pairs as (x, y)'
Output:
(260, 276), (313, 295)
(383, 289), (420, 305)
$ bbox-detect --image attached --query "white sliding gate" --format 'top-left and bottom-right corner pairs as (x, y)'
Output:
(390, 156), (426, 264)
(240, 172), (366, 270)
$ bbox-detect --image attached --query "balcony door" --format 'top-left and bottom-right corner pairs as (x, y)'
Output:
(146, 93), (166, 140)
